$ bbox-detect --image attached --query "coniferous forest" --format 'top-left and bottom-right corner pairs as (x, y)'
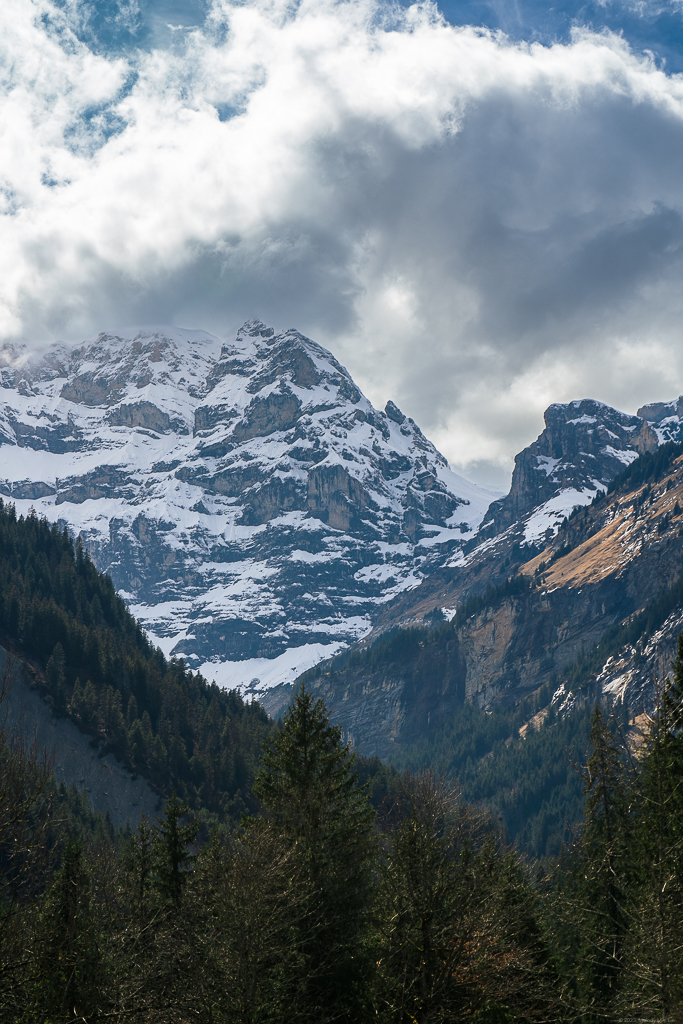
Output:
(1, 507), (683, 1020)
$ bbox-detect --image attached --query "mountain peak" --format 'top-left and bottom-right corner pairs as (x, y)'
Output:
(479, 398), (658, 542)
(0, 320), (494, 694)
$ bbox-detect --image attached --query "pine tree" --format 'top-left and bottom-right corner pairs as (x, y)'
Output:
(573, 705), (634, 1020)
(30, 838), (106, 1020)
(627, 640), (683, 1016)
(125, 813), (155, 918)
(253, 683), (376, 1022)
(153, 791), (198, 908)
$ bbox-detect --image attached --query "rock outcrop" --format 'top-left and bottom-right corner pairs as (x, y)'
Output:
(480, 399), (657, 536)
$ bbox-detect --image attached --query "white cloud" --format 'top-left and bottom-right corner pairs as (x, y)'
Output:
(3, 0), (683, 486)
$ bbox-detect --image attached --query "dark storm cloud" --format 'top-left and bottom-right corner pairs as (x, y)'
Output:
(3, 1), (683, 486)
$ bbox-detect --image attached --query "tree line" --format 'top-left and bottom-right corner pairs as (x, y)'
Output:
(2, 503), (683, 1020)
(0, 500), (271, 820)
(3, 657), (683, 1022)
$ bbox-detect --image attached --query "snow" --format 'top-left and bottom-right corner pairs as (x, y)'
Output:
(523, 488), (596, 544)
(199, 642), (347, 694)
(535, 456), (559, 476)
(0, 320), (499, 679)
(602, 445), (639, 465)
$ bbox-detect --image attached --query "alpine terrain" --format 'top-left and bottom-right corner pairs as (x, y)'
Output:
(0, 320), (494, 696)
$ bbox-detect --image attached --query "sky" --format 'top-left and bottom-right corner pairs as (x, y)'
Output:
(3, 0), (683, 488)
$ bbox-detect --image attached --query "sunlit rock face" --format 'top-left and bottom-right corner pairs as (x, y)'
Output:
(0, 320), (494, 691)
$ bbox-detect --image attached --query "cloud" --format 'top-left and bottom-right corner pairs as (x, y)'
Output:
(3, 0), (683, 486)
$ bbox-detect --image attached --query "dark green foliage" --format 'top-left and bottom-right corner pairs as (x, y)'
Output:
(374, 773), (557, 1023)
(301, 624), (440, 682)
(626, 637), (683, 1014)
(393, 694), (595, 860)
(302, 577), (532, 690)
(391, 564), (683, 860)
(7, 669), (683, 1021)
(254, 683), (377, 1022)
(573, 707), (635, 1016)
(153, 792), (198, 907)
(124, 812), (155, 917)
(354, 754), (403, 810)
(29, 838), (107, 1021)
(0, 500), (272, 819)
(451, 573), (532, 629)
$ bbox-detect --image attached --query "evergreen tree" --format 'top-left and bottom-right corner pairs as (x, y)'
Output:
(572, 705), (634, 1020)
(194, 824), (306, 1024)
(253, 683), (376, 1022)
(374, 772), (555, 1023)
(125, 813), (155, 918)
(30, 838), (106, 1020)
(45, 641), (67, 714)
(626, 642), (683, 1016)
(153, 792), (198, 908)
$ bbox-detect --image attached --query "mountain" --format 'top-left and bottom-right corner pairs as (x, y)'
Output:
(272, 420), (683, 742)
(0, 321), (495, 697)
(6, 318), (683, 857)
(273, 438), (683, 857)
(367, 397), (664, 637)
(0, 502), (272, 821)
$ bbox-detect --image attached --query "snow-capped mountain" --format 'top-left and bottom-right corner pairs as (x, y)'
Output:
(477, 398), (658, 548)
(368, 396), (669, 639)
(0, 320), (495, 693)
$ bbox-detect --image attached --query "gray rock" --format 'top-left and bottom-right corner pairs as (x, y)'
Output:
(0, 646), (160, 829)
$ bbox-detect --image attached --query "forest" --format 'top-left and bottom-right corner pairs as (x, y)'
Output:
(1, 505), (683, 1020)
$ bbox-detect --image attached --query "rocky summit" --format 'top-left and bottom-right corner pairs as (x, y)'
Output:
(0, 320), (494, 693)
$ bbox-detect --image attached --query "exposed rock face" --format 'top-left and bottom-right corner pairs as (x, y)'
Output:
(368, 398), (670, 642)
(0, 321), (494, 689)
(307, 463), (371, 531)
(595, 606), (683, 706)
(270, 449), (683, 753)
(637, 395), (683, 442)
(231, 390), (302, 443)
(1, 647), (159, 828)
(107, 401), (173, 433)
(481, 399), (657, 536)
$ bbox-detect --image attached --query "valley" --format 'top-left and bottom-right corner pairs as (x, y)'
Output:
(3, 321), (683, 857)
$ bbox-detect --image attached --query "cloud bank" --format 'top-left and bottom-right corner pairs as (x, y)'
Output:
(3, 0), (683, 486)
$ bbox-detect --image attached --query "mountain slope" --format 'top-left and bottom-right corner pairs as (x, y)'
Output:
(0, 502), (271, 820)
(270, 442), (683, 857)
(267, 442), (683, 751)
(0, 321), (496, 696)
(368, 397), (668, 637)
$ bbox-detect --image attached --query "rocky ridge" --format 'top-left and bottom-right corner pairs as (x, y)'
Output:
(368, 397), (669, 638)
(0, 321), (494, 694)
(264, 411), (683, 754)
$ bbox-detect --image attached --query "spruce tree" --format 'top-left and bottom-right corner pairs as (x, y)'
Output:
(30, 838), (106, 1020)
(573, 705), (634, 1020)
(153, 791), (198, 908)
(253, 683), (376, 1022)
(628, 640), (683, 1016)
(125, 813), (155, 918)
